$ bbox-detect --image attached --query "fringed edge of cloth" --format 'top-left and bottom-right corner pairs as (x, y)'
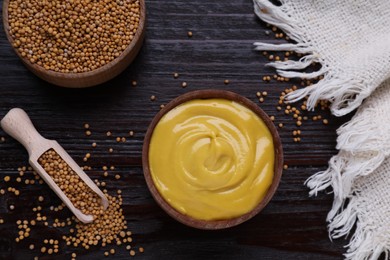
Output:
(253, 0), (372, 117)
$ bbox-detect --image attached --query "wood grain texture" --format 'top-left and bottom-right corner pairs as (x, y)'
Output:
(0, 0), (351, 259)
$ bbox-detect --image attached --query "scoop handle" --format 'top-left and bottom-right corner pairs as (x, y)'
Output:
(1, 108), (45, 155)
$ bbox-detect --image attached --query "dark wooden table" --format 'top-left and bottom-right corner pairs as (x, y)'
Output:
(0, 0), (351, 259)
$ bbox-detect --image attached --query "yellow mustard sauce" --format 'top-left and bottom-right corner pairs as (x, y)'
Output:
(149, 98), (275, 221)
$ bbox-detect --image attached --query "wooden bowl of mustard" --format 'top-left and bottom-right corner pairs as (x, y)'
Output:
(142, 90), (283, 229)
(2, 0), (145, 88)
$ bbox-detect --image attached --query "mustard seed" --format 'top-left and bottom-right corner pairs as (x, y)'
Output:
(4, 176), (10, 182)
(84, 124), (90, 129)
(181, 82), (187, 88)
(283, 164), (288, 170)
(173, 73), (179, 79)
(0, 137), (5, 142)
(8, 0), (141, 73)
(130, 250), (136, 256)
(129, 131), (134, 137)
(85, 130), (92, 136)
(109, 148), (114, 153)
(323, 119), (329, 125)
(132, 80), (138, 87)
(106, 131), (112, 137)
(92, 143), (97, 148)
(224, 79), (230, 85)
(150, 95), (156, 101)
(187, 31), (193, 37)
(38, 149), (103, 216)
(139, 247), (144, 253)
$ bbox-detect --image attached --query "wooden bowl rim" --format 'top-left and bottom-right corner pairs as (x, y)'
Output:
(142, 89), (284, 230)
(2, 0), (146, 84)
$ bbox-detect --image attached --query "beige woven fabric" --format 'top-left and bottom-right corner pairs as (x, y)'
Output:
(307, 82), (390, 259)
(253, 0), (390, 117)
(253, 0), (390, 259)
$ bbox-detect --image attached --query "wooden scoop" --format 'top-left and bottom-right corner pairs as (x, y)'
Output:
(0, 108), (109, 223)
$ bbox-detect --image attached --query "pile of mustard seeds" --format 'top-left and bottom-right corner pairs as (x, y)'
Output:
(8, 0), (141, 73)
(0, 125), (143, 258)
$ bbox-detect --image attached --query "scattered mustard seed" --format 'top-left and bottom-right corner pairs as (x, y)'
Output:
(150, 95), (156, 101)
(181, 82), (187, 88)
(173, 73), (179, 79)
(187, 31), (193, 37)
(224, 79), (230, 85)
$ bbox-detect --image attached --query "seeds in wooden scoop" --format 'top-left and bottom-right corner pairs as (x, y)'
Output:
(38, 149), (103, 216)
(7, 0), (141, 73)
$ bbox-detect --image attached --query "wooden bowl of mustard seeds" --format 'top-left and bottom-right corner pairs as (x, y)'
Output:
(3, 0), (146, 88)
(142, 90), (284, 229)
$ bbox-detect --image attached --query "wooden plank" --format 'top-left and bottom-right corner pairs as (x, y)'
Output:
(0, 0), (349, 258)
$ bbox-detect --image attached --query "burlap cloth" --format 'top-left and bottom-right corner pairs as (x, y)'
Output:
(253, 0), (390, 259)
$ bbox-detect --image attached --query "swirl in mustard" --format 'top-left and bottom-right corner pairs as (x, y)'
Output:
(149, 98), (274, 221)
